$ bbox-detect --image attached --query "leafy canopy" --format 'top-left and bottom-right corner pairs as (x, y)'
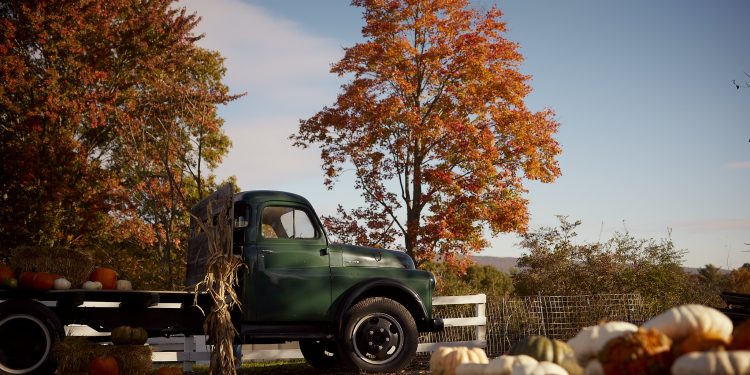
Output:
(293, 0), (561, 267)
(0, 0), (240, 288)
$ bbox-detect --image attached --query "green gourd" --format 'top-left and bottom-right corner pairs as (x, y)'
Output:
(509, 336), (583, 375)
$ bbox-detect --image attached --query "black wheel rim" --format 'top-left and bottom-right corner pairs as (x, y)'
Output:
(351, 312), (404, 365)
(304, 339), (337, 359)
(0, 315), (51, 374)
(317, 340), (337, 359)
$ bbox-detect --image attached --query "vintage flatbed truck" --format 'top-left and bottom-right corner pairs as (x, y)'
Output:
(0, 187), (443, 374)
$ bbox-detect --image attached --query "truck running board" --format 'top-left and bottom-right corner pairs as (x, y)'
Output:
(240, 323), (332, 340)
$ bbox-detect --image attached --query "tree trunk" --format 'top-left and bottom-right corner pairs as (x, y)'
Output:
(405, 144), (424, 261)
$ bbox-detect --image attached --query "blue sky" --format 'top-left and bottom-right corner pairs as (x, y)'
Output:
(183, 0), (750, 269)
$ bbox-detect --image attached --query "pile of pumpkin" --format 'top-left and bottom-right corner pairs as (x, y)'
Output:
(57, 326), (182, 375)
(0, 264), (133, 291)
(430, 304), (750, 375)
(88, 326), (183, 375)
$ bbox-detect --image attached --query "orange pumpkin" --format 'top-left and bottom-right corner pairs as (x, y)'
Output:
(730, 319), (750, 350)
(598, 328), (674, 375)
(90, 268), (118, 290)
(18, 272), (55, 291)
(18, 271), (36, 289)
(673, 332), (728, 356)
(32, 272), (55, 291)
(155, 367), (184, 375)
(89, 355), (119, 375)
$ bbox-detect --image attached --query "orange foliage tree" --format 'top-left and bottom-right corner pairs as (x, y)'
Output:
(727, 263), (750, 293)
(0, 0), (239, 288)
(292, 0), (561, 266)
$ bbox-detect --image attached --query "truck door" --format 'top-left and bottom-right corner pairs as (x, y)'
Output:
(250, 203), (331, 322)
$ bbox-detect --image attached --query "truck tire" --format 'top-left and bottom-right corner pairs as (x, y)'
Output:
(339, 297), (417, 372)
(299, 339), (341, 370)
(0, 300), (64, 375)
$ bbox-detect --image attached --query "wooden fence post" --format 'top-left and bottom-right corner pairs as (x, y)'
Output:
(183, 335), (195, 372)
(475, 297), (486, 344)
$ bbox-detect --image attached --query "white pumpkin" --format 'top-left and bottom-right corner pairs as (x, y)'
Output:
(116, 279), (132, 291)
(583, 360), (604, 375)
(52, 277), (71, 290)
(642, 304), (733, 342)
(484, 355), (540, 375)
(430, 347), (488, 375)
(455, 363), (488, 375)
(671, 350), (750, 375)
(567, 321), (638, 362)
(431, 347), (457, 374)
(511, 361), (569, 375)
(82, 280), (103, 290)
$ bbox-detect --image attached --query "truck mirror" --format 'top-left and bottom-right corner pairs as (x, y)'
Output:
(234, 216), (248, 228)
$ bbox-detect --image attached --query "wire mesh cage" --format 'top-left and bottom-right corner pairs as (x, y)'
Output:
(420, 293), (647, 357)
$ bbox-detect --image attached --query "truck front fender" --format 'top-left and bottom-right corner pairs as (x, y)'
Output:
(331, 278), (432, 335)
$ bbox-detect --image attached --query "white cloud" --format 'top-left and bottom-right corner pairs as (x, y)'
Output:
(673, 219), (750, 231)
(179, 0), (345, 187)
(724, 161), (750, 170)
(182, 0), (343, 101)
(214, 116), (322, 189)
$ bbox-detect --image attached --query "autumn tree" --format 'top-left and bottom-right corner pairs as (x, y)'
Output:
(0, 0), (238, 288)
(293, 0), (561, 267)
(697, 264), (729, 293)
(732, 72), (750, 89)
(727, 264), (750, 293)
(424, 260), (513, 299)
(513, 217), (696, 314)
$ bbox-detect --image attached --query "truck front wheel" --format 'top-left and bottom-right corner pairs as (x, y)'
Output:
(0, 300), (64, 375)
(339, 297), (417, 372)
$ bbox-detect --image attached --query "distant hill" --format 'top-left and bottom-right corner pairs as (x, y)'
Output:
(473, 256), (518, 273)
(472, 255), (723, 275)
(682, 266), (731, 275)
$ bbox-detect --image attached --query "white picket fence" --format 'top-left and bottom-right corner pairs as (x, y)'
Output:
(67, 294), (487, 371)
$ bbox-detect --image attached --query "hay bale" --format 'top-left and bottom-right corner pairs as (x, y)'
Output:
(54, 337), (90, 375)
(54, 337), (152, 375)
(10, 246), (94, 285)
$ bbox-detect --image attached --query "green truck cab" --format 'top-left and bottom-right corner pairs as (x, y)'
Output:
(188, 189), (443, 372)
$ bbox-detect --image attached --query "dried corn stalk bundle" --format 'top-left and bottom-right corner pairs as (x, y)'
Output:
(190, 184), (243, 375)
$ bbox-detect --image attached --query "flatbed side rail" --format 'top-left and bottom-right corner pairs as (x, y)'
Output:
(0, 290), (212, 335)
(0, 290), (210, 305)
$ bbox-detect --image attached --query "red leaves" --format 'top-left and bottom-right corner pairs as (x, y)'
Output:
(294, 0), (561, 269)
(0, 0), (239, 289)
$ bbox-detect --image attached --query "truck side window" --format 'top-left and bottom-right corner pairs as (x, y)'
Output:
(261, 206), (316, 239)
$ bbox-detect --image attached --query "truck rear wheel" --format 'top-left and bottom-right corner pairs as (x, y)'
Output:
(0, 300), (64, 375)
(339, 297), (417, 372)
(299, 339), (341, 370)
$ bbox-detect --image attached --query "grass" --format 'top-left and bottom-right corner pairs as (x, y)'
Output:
(189, 360), (315, 374)
(180, 356), (431, 374)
